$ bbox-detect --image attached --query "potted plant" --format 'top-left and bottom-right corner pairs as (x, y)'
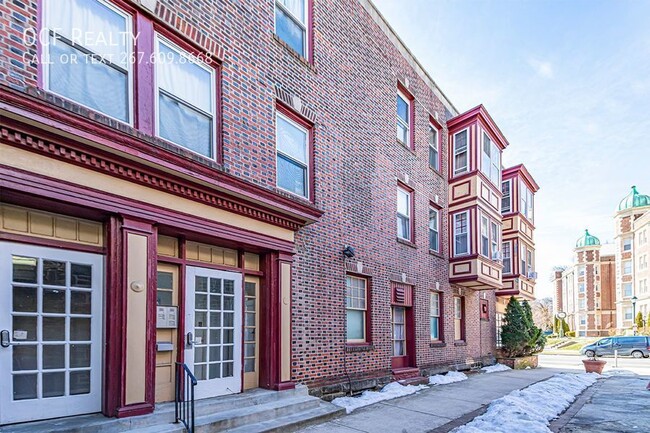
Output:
(497, 297), (546, 369)
(582, 354), (606, 374)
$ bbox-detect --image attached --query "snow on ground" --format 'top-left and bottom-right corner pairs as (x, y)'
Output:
(331, 382), (427, 414)
(602, 369), (637, 376)
(481, 363), (511, 373)
(331, 371), (467, 414)
(429, 371), (468, 385)
(453, 373), (599, 433)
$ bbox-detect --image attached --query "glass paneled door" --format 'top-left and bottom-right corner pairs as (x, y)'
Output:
(185, 267), (242, 399)
(0, 242), (103, 425)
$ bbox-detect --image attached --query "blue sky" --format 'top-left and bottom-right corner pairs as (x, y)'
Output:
(372, 0), (650, 299)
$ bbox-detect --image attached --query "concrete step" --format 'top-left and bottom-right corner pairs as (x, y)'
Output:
(398, 376), (429, 386)
(224, 401), (344, 433)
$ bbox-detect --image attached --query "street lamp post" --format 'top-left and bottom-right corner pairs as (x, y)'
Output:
(632, 296), (638, 336)
(556, 312), (567, 339)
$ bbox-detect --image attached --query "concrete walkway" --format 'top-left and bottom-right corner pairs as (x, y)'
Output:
(298, 368), (565, 433)
(555, 374), (650, 433)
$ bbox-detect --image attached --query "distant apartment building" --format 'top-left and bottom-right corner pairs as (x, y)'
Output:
(554, 185), (650, 335)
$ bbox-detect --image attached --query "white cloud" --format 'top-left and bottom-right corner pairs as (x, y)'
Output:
(527, 57), (554, 78)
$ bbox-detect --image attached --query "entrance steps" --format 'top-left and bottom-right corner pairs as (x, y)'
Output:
(0, 386), (343, 433)
(392, 367), (427, 385)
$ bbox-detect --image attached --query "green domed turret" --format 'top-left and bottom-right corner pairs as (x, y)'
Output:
(576, 229), (600, 248)
(618, 185), (650, 211)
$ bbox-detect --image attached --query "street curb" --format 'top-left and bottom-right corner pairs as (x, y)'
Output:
(549, 378), (605, 433)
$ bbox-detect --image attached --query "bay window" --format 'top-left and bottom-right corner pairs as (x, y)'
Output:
(501, 180), (511, 213)
(479, 214), (500, 260)
(521, 244), (533, 277)
(396, 91), (412, 147)
(346, 276), (368, 343)
(481, 215), (489, 257)
(430, 292), (441, 341)
(156, 37), (215, 157)
(44, 0), (132, 123)
(520, 181), (534, 221)
(275, 0), (308, 57)
(453, 130), (469, 175)
(429, 125), (440, 170)
(491, 221), (499, 260)
(276, 112), (310, 198)
(429, 207), (440, 252)
(502, 242), (511, 274)
(480, 133), (501, 185)
(397, 187), (412, 241)
(623, 260), (632, 275)
(453, 211), (470, 256)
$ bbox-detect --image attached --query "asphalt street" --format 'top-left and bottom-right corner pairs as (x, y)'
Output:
(539, 353), (650, 376)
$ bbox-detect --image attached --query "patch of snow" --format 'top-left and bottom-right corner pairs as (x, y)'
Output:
(429, 371), (468, 385)
(481, 363), (511, 374)
(331, 382), (428, 414)
(453, 373), (599, 433)
(602, 369), (637, 376)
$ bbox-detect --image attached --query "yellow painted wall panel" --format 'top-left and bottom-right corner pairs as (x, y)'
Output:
(157, 235), (179, 257)
(2, 206), (28, 232)
(30, 212), (54, 236)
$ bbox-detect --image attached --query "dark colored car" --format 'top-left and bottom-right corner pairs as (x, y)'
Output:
(580, 336), (650, 358)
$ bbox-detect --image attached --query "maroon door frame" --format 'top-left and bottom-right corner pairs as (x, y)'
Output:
(390, 305), (416, 369)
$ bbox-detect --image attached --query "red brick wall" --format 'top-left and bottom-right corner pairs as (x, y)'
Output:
(1, 0), (496, 391)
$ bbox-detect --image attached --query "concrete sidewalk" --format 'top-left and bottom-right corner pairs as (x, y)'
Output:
(298, 367), (566, 433)
(554, 374), (650, 433)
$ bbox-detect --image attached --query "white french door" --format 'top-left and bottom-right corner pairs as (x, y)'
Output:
(185, 267), (242, 399)
(0, 242), (103, 425)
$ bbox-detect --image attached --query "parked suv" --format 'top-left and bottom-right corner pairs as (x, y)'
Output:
(580, 336), (650, 358)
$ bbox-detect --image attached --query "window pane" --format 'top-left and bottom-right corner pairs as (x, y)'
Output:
(277, 0), (305, 22)
(71, 264), (92, 288)
(277, 154), (307, 197)
(12, 256), (37, 284)
(397, 189), (410, 216)
(396, 94), (409, 122)
(13, 286), (37, 313)
(49, 39), (129, 122)
(275, 6), (305, 56)
(430, 317), (439, 340)
(277, 116), (307, 162)
(157, 41), (212, 113)
(397, 122), (408, 144)
(397, 215), (410, 240)
(159, 92), (212, 157)
(346, 310), (364, 341)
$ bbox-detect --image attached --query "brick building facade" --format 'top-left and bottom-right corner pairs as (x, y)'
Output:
(0, 0), (536, 426)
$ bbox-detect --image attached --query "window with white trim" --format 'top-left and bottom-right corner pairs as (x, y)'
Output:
(430, 292), (441, 341)
(501, 179), (511, 213)
(429, 125), (440, 171)
(623, 260), (632, 275)
(346, 276), (367, 343)
(429, 206), (440, 252)
(578, 265), (585, 276)
(453, 130), (469, 175)
(491, 221), (499, 260)
(640, 255), (648, 270)
(502, 242), (511, 274)
(453, 211), (470, 256)
(276, 112), (309, 198)
(44, 0), (132, 123)
(275, 0), (308, 57)
(520, 181), (534, 221)
(396, 91), (411, 146)
(155, 37), (215, 158)
(578, 298), (586, 310)
(480, 215), (489, 257)
(623, 237), (632, 252)
(623, 282), (633, 297)
(624, 307), (633, 321)
(480, 132), (501, 185)
(579, 282), (585, 293)
(521, 244), (533, 277)
(397, 187), (412, 241)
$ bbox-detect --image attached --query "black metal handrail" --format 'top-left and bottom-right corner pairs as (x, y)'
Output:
(175, 362), (197, 433)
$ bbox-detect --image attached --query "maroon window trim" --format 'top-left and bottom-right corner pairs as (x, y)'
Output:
(397, 181), (415, 243)
(397, 82), (415, 150)
(345, 273), (373, 346)
(275, 102), (315, 203)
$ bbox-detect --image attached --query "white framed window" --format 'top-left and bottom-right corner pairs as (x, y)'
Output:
(579, 282), (585, 293)
(453, 129), (469, 175)
(579, 315), (587, 326)
(623, 237), (632, 252)
(430, 292), (440, 341)
(520, 181), (534, 221)
(346, 276), (367, 343)
(501, 179), (511, 213)
(578, 298), (586, 310)
(527, 249), (533, 275)
(155, 36), (215, 157)
(623, 282), (633, 297)
(276, 112), (309, 198)
(578, 265), (585, 276)
(639, 255), (647, 270)
(623, 260), (632, 275)
(453, 211), (470, 256)
(429, 125), (440, 170)
(640, 279), (648, 294)
(275, 0), (308, 57)
(624, 307), (633, 321)
(480, 215), (489, 257)
(44, 0), (133, 123)
(429, 207), (440, 252)
(397, 187), (412, 241)
(521, 244), (533, 277)
(396, 91), (411, 146)
(480, 132), (501, 186)
(502, 242), (511, 274)
(454, 296), (464, 340)
(491, 221), (499, 260)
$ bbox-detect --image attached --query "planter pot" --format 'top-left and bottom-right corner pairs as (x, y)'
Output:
(582, 359), (606, 374)
(496, 355), (539, 370)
